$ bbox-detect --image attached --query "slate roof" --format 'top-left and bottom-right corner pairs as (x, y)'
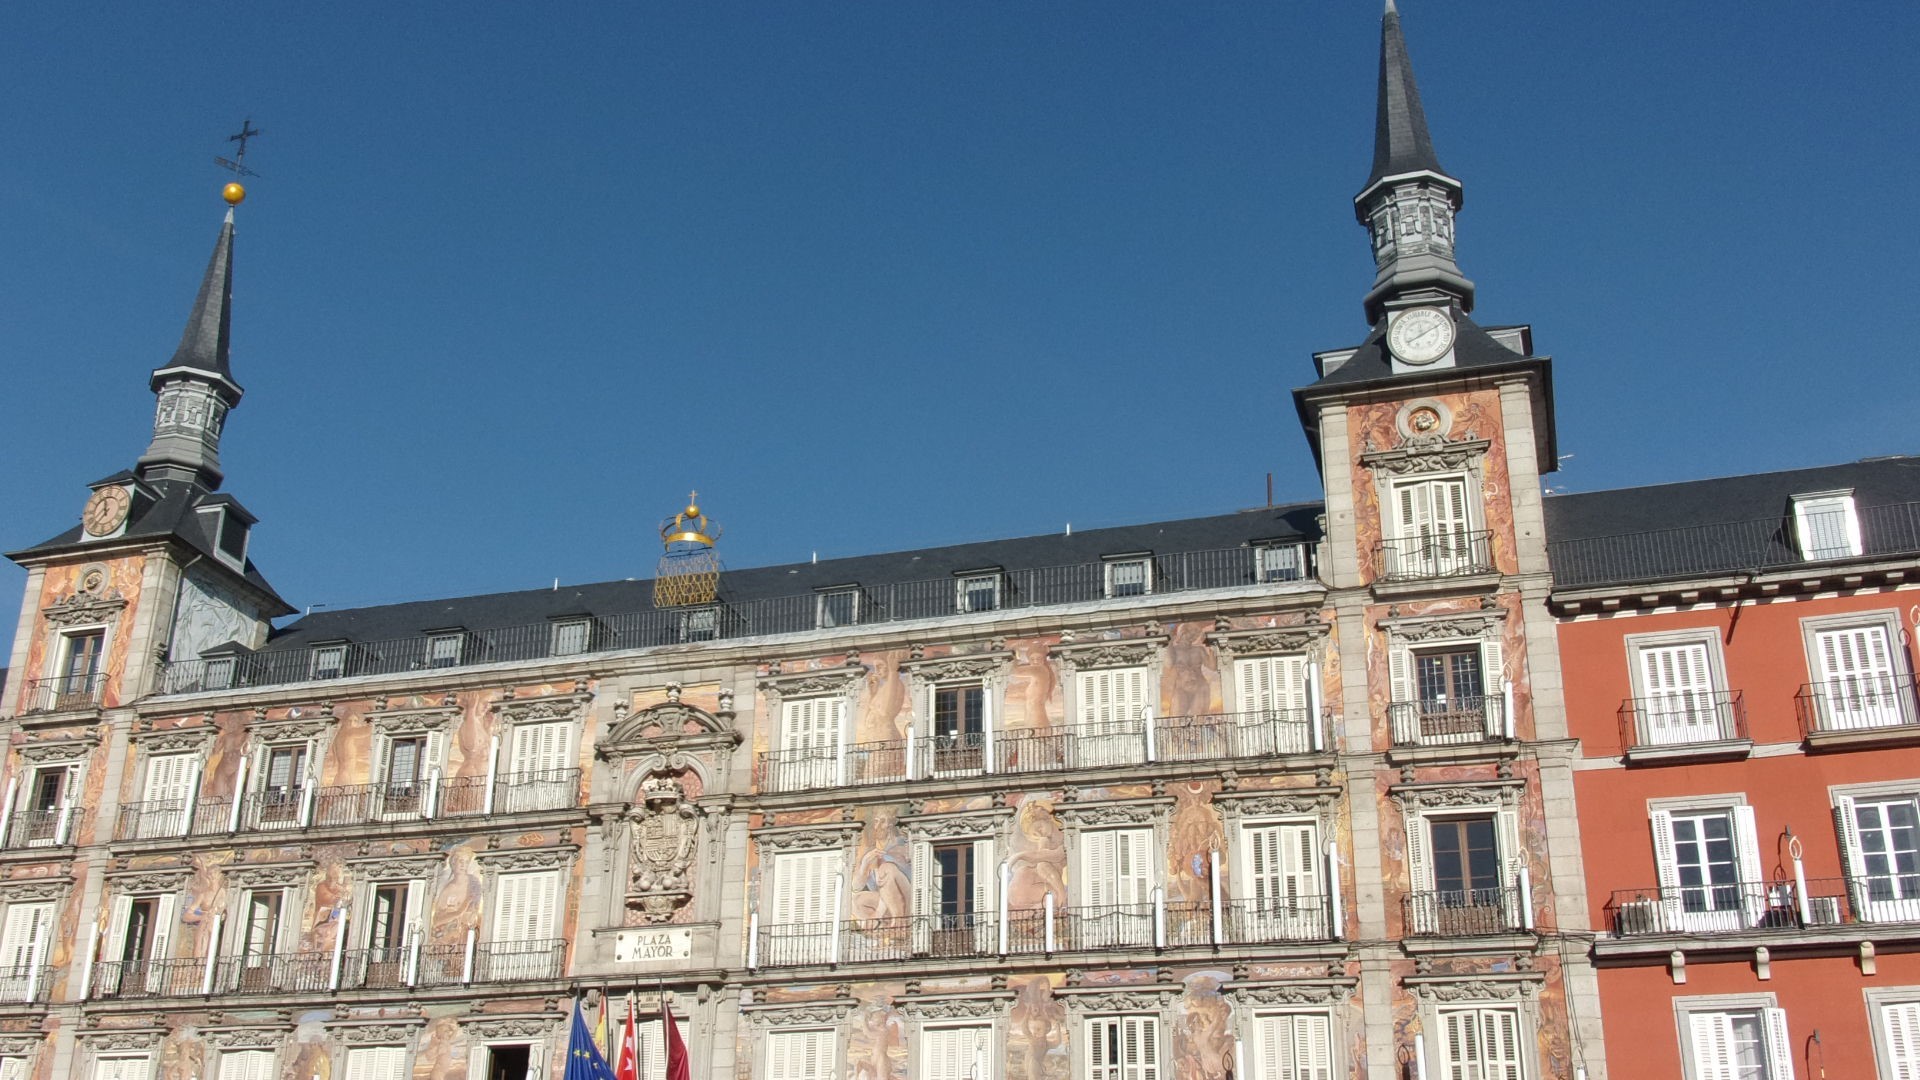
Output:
(151, 214), (239, 392)
(1363, 0), (1448, 192)
(259, 503), (1323, 653)
(1304, 313), (1534, 389)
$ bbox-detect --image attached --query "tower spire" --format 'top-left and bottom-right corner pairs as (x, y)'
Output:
(137, 195), (247, 488)
(1354, 1), (1473, 323)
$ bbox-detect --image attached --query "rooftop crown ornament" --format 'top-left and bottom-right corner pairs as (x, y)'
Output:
(653, 493), (721, 608)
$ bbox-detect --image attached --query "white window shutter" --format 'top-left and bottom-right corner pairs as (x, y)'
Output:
(1236, 657), (1308, 716)
(1484, 1008), (1523, 1080)
(0, 902), (52, 971)
(973, 839), (995, 915)
(1481, 638), (1504, 692)
(1689, 1013), (1737, 1080)
(773, 851), (835, 927)
(1120, 829), (1153, 905)
(143, 754), (193, 806)
(0, 1058), (24, 1080)
(218, 1050), (275, 1080)
(1763, 1008), (1796, 1080)
(1082, 831), (1115, 909)
(370, 735), (389, 790)
(1443, 1010), (1477, 1077)
(103, 895), (132, 967)
(1389, 648), (1411, 706)
(149, 895), (176, 963)
(923, 1025), (991, 1080)
(1404, 810), (1434, 934)
(911, 842), (931, 920)
(1732, 806), (1764, 886)
(635, 1018), (667, 1080)
(1650, 810), (1682, 893)
(425, 730), (447, 777)
(1881, 1002), (1920, 1080)
(1498, 809), (1524, 928)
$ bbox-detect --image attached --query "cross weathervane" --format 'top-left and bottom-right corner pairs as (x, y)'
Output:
(214, 118), (263, 178)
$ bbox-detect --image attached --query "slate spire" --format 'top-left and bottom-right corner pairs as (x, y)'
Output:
(1353, 0), (1474, 322)
(137, 208), (247, 488)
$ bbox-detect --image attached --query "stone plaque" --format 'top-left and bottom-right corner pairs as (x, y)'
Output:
(613, 926), (694, 964)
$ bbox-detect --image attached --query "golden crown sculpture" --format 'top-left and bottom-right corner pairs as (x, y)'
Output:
(653, 493), (722, 608)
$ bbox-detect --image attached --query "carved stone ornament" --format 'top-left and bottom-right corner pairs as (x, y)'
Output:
(328, 1020), (424, 1044)
(757, 666), (863, 705)
(0, 1035), (40, 1057)
(1049, 638), (1166, 673)
(1406, 974), (1540, 1002)
(226, 863), (316, 889)
(1205, 624), (1328, 659)
(368, 704), (459, 737)
(1217, 787), (1342, 821)
(1230, 981), (1356, 1007)
(462, 1015), (561, 1041)
(475, 846), (575, 872)
(0, 881), (69, 903)
(753, 823), (860, 853)
(902, 651), (1013, 687)
(897, 995), (1012, 1020)
(128, 726), (214, 753)
(1389, 781), (1520, 813)
(250, 715), (332, 741)
(79, 1030), (164, 1052)
(201, 1027), (287, 1050)
(1057, 801), (1166, 829)
(1384, 614), (1502, 645)
(602, 700), (735, 754)
(628, 774), (701, 924)
(42, 590), (127, 629)
(904, 810), (1011, 842)
(17, 738), (96, 763)
(347, 855), (441, 880)
(107, 869), (192, 893)
(1058, 987), (1178, 1014)
(742, 1001), (855, 1028)
(494, 692), (592, 726)
(1359, 438), (1491, 477)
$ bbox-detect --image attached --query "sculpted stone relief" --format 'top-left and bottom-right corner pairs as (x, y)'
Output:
(628, 773), (702, 924)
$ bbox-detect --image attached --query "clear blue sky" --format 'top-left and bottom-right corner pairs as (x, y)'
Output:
(3, 3), (1915, 617)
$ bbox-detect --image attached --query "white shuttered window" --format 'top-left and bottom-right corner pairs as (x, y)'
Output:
(1081, 829), (1153, 908)
(1439, 1007), (1524, 1080)
(490, 871), (560, 943)
(1253, 1013), (1332, 1080)
(779, 696), (846, 789)
(93, 1058), (151, 1080)
(0, 1058), (25, 1080)
(1813, 624), (1905, 729)
(0, 902), (52, 974)
(767, 1029), (836, 1080)
(1078, 668), (1147, 726)
(1086, 1016), (1158, 1080)
(216, 1050), (275, 1080)
(1637, 642), (1723, 744)
(342, 1046), (408, 1080)
(1686, 1008), (1793, 1080)
(922, 1024), (992, 1080)
(1880, 1001), (1920, 1080)
(1241, 823), (1322, 937)
(510, 721), (574, 776)
(772, 850), (838, 928)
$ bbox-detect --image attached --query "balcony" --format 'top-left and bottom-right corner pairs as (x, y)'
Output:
(1618, 691), (1750, 762)
(113, 770), (581, 842)
(754, 710), (1326, 794)
(0, 806), (90, 850)
(20, 673), (103, 714)
(1375, 531), (1496, 584)
(87, 938), (566, 1001)
(154, 543), (1319, 696)
(1388, 696), (1508, 750)
(1404, 886), (1528, 937)
(1797, 675), (1920, 749)
(0, 963), (55, 1005)
(1605, 876), (1920, 940)
(750, 891), (1338, 968)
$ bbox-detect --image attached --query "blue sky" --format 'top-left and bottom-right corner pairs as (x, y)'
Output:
(2, 3), (1915, 616)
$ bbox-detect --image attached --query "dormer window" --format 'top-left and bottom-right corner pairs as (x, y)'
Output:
(1793, 490), (1862, 561)
(195, 504), (251, 570)
(550, 618), (591, 657)
(425, 631), (467, 669)
(309, 643), (347, 680)
(1103, 555), (1152, 599)
(815, 586), (860, 629)
(1256, 541), (1307, 583)
(954, 570), (1002, 614)
(679, 606), (718, 642)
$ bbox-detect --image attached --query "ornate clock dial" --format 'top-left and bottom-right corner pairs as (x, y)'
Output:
(82, 486), (131, 537)
(1387, 307), (1455, 365)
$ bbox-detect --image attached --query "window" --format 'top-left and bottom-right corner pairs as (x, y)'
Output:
(1836, 794), (1920, 922)
(1387, 475), (1476, 577)
(138, 752), (197, 838)
(930, 684), (986, 774)
(92, 1057), (151, 1080)
(102, 893), (176, 996)
(1437, 1006), (1524, 1080)
(1633, 638), (1729, 745)
(1793, 491), (1861, 561)
(1086, 1016), (1158, 1080)
(1871, 996), (1920, 1080)
(20, 764), (77, 846)
(491, 871), (561, 944)
(956, 572), (1001, 614)
(56, 630), (105, 702)
(922, 1024), (992, 1080)
(1079, 829), (1154, 947)
(502, 721), (576, 812)
(1256, 543), (1307, 584)
(1651, 805), (1764, 932)
(203, 656), (237, 691)
(215, 1050), (275, 1080)
(1681, 1005), (1791, 1080)
(363, 881), (418, 986)
(257, 743), (308, 827)
(912, 838), (992, 956)
(0, 1058), (26, 1080)
(767, 1030), (836, 1080)
(549, 618), (590, 657)
(1236, 656), (1314, 753)
(679, 606), (717, 642)
(1389, 639), (1501, 746)
(771, 850), (838, 931)
(216, 513), (249, 563)
(1103, 557), (1152, 599)
(816, 587), (859, 629)
(1240, 822), (1324, 940)
(1405, 807), (1519, 935)
(426, 632), (465, 669)
(309, 644), (347, 680)
(342, 1046), (408, 1080)
(778, 696), (847, 789)
(1250, 1013), (1332, 1080)
(0, 901), (53, 995)
(235, 889), (287, 990)
(373, 730), (443, 817)
(1806, 618), (1910, 730)
(1075, 666), (1149, 766)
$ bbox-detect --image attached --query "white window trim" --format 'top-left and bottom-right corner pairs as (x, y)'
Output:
(1079, 1013), (1162, 1080)
(1242, 1009), (1337, 1080)
(814, 587), (861, 629)
(1646, 796), (1766, 935)
(1829, 781), (1920, 925)
(954, 571), (1003, 614)
(1402, 798), (1523, 934)
(1671, 993), (1792, 1080)
(549, 618), (592, 656)
(1792, 490), (1862, 561)
(1072, 825), (1160, 912)
(309, 643), (348, 680)
(916, 1020), (996, 1080)
(1865, 986), (1920, 1080)
(1799, 610), (1911, 731)
(1426, 1003), (1529, 1080)
(764, 1027), (839, 1080)
(1101, 555), (1154, 599)
(1624, 629), (1731, 699)
(425, 631), (467, 668)
(1254, 541), (1309, 583)
(90, 1053), (154, 1080)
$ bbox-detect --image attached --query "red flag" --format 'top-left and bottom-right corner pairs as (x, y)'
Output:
(614, 994), (639, 1080)
(663, 996), (691, 1080)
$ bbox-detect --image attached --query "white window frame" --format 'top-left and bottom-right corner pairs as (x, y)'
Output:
(955, 571), (1002, 614)
(1430, 1004), (1528, 1080)
(1071, 664), (1154, 768)
(51, 626), (107, 692)
(356, 877), (425, 981)
(1388, 633), (1506, 745)
(1831, 782), (1920, 924)
(341, 1045), (410, 1080)
(137, 751), (200, 838)
(370, 728), (445, 819)
(678, 605), (718, 642)
(1247, 1010), (1334, 1080)
(1102, 555), (1153, 599)
(1255, 542), (1308, 583)
(1236, 818), (1329, 941)
(91, 1055), (153, 1080)
(1792, 490), (1862, 561)
(309, 643), (347, 680)
(1083, 1014), (1160, 1080)
(778, 695), (849, 789)
(1648, 795), (1766, 934)
(1624, 629), (1733, 747)
(0, 1056), (28, 1080)
(0, 898), (54, 997)
(489, 869), (562, 945)
(549, 618), (591, 657)
(910, 835), (996, 955)
(1404, 801), (1522, 935)
(203, 655), (237, 690)
(1864, 986), (1920, 1080)
(1384, 472), (1480, 578)
(765, 1028), (838, 1080)
(1672, 994), (1793, 1080)
(815, 587), (861, 629)
(465, 1040), (548, 1080)
(918, 1021), (994, 1080)
(768, 849), (840, 932)
(1800, 611), (1912, 732)
(924, 679), (993, 777)
(101, 890), (177, 994)
(214, 1048), (277, 1080)
(425, 631), (466, 669)
(1075, 827), (1157, 948)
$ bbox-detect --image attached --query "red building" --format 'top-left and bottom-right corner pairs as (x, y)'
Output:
(1549, 458), (1920, 1079)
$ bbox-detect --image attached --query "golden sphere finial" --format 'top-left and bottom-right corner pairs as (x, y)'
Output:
(684, 490), (700, 517)
(222, 182), (247, 206)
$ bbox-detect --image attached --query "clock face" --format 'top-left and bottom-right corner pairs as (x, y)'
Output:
(82, 486), (131, 537)
(1387, 307), (1455, 365)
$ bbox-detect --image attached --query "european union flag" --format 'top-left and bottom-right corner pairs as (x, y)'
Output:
(564, 999), (618, 1080)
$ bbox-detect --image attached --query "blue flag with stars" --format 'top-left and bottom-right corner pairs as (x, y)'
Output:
(565, 999), (618, 1080)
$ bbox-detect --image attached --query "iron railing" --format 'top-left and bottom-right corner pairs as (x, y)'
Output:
(1548, 500), (1920, 589)
(20, 672), (104, 714)
(469, 938), (567, 982)
(1388, 696), (1506, 748)
(1375, 531), (1496, 583)
(1604, 875), (1920, 937)
(1618, 691), (1747, 750)
(2, 806), (88, 849)
(755, 710), (1324, 793)
(155, 544), (1317, 695)
(113, 796), (233, 842)
(752, 894), (1337, 968)
(215, 952), (334, 995)
(89, 938), (565, 1000)
(1404, 886), (1525, 936)
(88, 957), (208, 999)
(0, 963), (54, 1003)
(116, 771), (577, 841)
(1797, 674), (1920, 736)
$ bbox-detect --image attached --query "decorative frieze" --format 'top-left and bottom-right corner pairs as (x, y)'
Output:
(1359, 437), (1490, 477)
(16, 737), (97, 763)
(1405, 973), (1542, 1001)
(106, 869), (193, 893)
(42, 590), (127, 629)
(0, 880), (69, 902)
(902, 651), (1013, 686)
(1388, 781), (1521, 812)
(78, 1029), (164, 1052)
(752, 823), (861, 852)
(1216, 786), (1343, 821)
(1049, 637), (1166, 673)
(494, 690), (593, 726)
(328, 1019), (425, 1044)
(757, 665), (864, 705)
(128, 725), (215, 754)
(1379, 612), (1504, 644)
(1056, 800), (1168, 829)
(1057, 986), (1178, 1013)
(226, 862), (316, 889)
(901, 810), (1011, 841)
(346, 854), (442, 880)
(201, 1026), (287, 1049)
(1205, 624), (1329, 658)
(897, 994), (1013, 1021)
(1229, 980), (1356, 1007)
(475, 845), (576, 872)
(461, 1015), (561, 1041)
(742, 1000), (855, 1027)
(368, 700), (459, 737)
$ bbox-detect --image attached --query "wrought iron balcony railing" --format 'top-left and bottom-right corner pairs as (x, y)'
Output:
(1404, 886), (1528, 937)
(155, 543), (1318, 696)
(1797, 674), (1920, 737)
(1388, 696), (1507, 748)
(88, 937), (568, 1000)
(20, 672), (104, 714)
(755, 709), (1325, 793)
(0, 963), (54, 1004)
(1618, 691), (1748, 751)
(1375, 531), (1496, 583)
(749, 891), (1338, 968)
(0, 806), (89, 849)
(1604, 875), (1920, 937)
(114, 770), (581, 841)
